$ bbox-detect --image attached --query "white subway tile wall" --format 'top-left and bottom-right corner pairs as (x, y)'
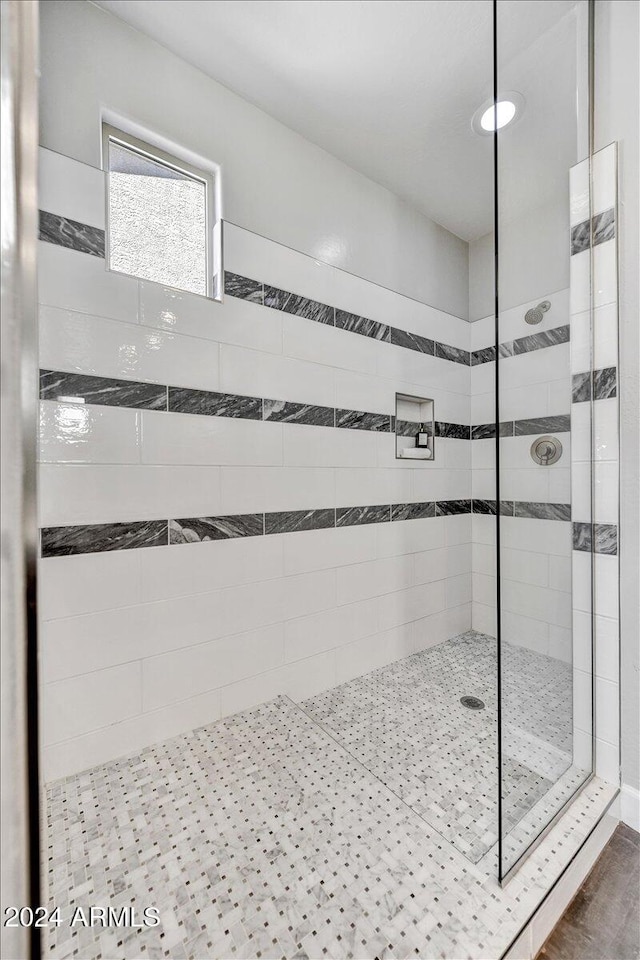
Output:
(38, 150), (476, 780)
(569, 145), (620, 786)
(470, 300), (573, 663)
(37, 145), (619, 795)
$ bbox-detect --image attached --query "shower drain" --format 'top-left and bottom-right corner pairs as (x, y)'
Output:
(460, 696), (485, 710)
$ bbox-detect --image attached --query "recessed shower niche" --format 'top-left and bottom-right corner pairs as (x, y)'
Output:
(395, 392), (434, 460)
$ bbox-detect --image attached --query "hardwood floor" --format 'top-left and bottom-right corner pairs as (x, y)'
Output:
(537, 823), (640, 960)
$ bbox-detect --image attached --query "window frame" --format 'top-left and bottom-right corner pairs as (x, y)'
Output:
(101, 122), (218, 300)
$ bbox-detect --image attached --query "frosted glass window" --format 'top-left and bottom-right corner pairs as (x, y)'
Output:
(106, 133), (210, 296)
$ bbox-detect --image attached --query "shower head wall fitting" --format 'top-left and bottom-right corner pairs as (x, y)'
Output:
(524, 300), (551, 325)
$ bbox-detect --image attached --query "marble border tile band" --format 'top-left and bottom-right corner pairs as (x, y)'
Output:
(40, 370), (570, 445)
(38, 210), (574, 371)
(594, 522), (618, 555)
(263, 284), (335, 325)
(572, 521), (618, 555)
(264, 399), (334, 428)
(472, 501), (572, 520)
(471, 326), (571, 366)
(435, 421), (471, 440)
(40, 370), (167, 411)
(391, 502), (436, 521)
(264, 509), (335, 535)
(223, 272), (263, 303)
(514, 501), (572, 521)
(41, 501), (600, 557)
(169, 386), (261, 420)
(40, 369), (476, 437)
(231, 274), (473, 365)
(39, 210), (105, 258)
(472, 422), (515, 440)
(336, 504), (391, 527)
(571, 367), (617, 403)
(572, 372), (592, 404)
(395, 418), (434, 438)
(170, 515), (263, 544)
(41, 521), (168, 557)
(389, 326), (435, 355)
(336, 309), (389, 342)
(514, 415), (571, 436)
(570, 208), (616, 256)
(335, 409), (392, 433)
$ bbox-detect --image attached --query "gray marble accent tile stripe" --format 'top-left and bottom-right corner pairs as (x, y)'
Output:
(41, 369), (390, 433)
(435, 421), (471, 440)
(472, 325), (571, 365)
(573, 521), (618, 555)
(396, 420), (469, 440)
(571, 220), (592, 256)
(169, 386), (262, 420)
(263, 399), (334, 427)
(395, 418), (426, 438)
(336, 504), (391, 527)
(512, 325), (571, 355)
(572, 367), (618, 403)
(435, 342), (471, 365)
(572, 521), (593, 552)
(170, 515), (263, 544)
(36, 209), (481, 371)
(226, 266), (470, 368)
(389, 326), (435, 356)
(41, 521), (168, 557)
(595, 522), (618, 555)
(391, 502), (436, 521)
(472, 499), (498, 515)
(335, 309), (390, 341)
(572, 371), (592, 403)
(592, 209), (616, 247)
(471, 500), (524, 516)
(40, 370), (167, 410)
(265, 509), (335, 535)
(263, 285), (335, 324)
(472, 416), (572, 439)
(40, 208), (577, 376)
(39, 210), (105, 258)
(435, 500), (472, 517)
(471, 421), (514, 439)
(335, 409), (392, 432)
(41, 503), (608, 557)
(593, 367), (617, 401)
(472, 501), (575, 521)
(471, 345), (496, 365)
(223, 272), (264, 303)
(514, 501), (571, 521)
(571, 208), (616, 255)
(514, 414), (571, 436)
(41, 371), (574, 460)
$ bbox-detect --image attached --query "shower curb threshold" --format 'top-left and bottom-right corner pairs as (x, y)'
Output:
(500, 787), (620, 959)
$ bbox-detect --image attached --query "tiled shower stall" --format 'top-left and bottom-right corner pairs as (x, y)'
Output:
(38, 140), (619, 788)
(18, 1), (631, 958)
(39, 152), (477, 778)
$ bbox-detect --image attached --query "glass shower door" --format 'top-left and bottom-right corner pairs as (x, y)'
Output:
(494, 0), (594, 880)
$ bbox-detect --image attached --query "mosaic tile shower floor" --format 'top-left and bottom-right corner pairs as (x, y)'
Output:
(302, 631), (576, 864)
(45, 632), (606, 960)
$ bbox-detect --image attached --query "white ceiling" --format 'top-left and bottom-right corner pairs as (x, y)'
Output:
(94, 0), (580, 242)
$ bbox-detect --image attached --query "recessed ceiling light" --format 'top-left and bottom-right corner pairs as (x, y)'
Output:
(472, 92), (524, 136)
(480, 100), (516, 131)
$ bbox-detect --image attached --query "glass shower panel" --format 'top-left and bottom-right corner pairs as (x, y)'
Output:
(495, 0), (594, 879)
